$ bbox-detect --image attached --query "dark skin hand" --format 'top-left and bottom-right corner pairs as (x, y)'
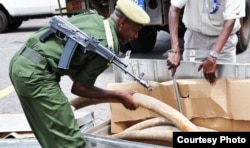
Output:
(167, 50), (181, 76)
(198, 56), (217, 84)
(168, 5), (236, 84)
(197, 19), (235, 84)
(70, 77), (138, 110)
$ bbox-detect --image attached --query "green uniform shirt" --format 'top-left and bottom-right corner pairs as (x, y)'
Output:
(25, 13), (119, 88)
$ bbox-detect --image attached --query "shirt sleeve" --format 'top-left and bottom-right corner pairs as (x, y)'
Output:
(171, 0), (188, 8)
(223, 0), (245, 20)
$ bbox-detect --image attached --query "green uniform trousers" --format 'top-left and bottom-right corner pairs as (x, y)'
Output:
(9, 46), (85, 148)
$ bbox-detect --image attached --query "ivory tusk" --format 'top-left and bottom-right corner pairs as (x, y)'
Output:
(112, 125), (180, 142)
(124, 117), (173, 132)
(131, 93), (200, 131)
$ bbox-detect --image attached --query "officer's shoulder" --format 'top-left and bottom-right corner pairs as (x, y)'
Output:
(83, 9), (98, 15)
(69, 10), (99, 21)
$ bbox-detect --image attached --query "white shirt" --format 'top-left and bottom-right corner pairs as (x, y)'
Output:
(171, 0), (245, 35)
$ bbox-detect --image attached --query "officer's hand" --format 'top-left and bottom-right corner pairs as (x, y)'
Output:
(198, 56), (217, 84)
(119, 90), (139, 110)
(166, 50), (181, 76)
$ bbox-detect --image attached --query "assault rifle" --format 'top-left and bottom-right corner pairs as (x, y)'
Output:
(39, 15), (153, 91)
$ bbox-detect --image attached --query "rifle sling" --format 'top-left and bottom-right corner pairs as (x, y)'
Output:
(103, 19), (114, 50)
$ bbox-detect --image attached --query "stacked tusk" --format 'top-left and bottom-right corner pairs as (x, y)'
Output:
(70, 92), (216, 144)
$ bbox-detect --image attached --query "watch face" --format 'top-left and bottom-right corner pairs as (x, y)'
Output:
(210, 51), (218, 58)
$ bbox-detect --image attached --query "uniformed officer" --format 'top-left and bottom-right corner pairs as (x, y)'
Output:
(8, 0), (150, 147)
(167, 0), (245, 84)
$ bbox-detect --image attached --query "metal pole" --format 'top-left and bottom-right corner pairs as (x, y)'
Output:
(167, 49), (183, 113)
(172, 75), (183, 113)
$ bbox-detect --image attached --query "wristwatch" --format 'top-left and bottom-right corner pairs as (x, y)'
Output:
(210, 51), (219, 59)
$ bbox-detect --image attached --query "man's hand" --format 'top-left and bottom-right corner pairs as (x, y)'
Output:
(119, 90), (139, 110)
(198, 56), (217, 84)
(166, 50), (181, 76)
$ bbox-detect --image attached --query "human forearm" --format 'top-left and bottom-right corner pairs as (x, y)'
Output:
(167, 5), (182, 76)
(199, 19), (236, 84)
(212, 19), (235, 54)
(71, 80), (119, 99)
(71, 80), (138, 110)
(169, 5), (182, 52)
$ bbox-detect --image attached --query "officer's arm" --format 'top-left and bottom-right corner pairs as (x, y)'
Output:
(71, 79), (112, 99)
(70, 79), (138, 110)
